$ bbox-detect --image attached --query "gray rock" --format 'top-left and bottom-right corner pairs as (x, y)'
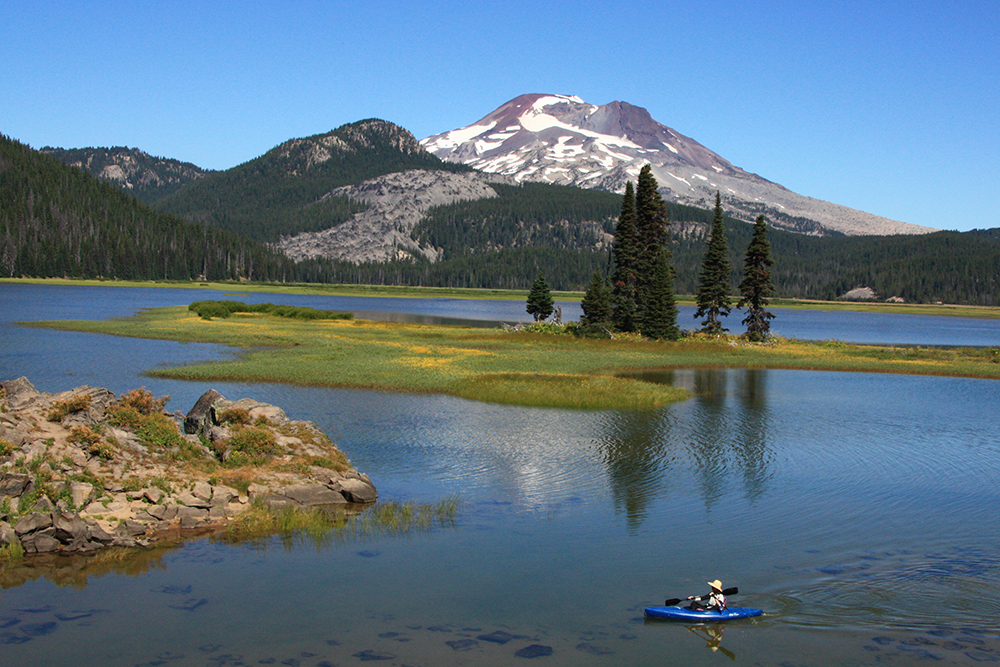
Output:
(67, 481), (95, 509)
(0, 377), (40, 410)
(0, 521), (17, 547)
(280, 484), (347, 506)
(191, 481), (213, 501)
(52, 512), (89, 543)
(184, 389), (224, 435)
(22, 528), (61, 554)
(146, 504), (167, 520)
(0, 472), (32, 497)
(175, 506), (209, 520)
(334, 478), (378, 504)
(31, 495), (55, 513)
(117, 520), (147, 537)
(87, 523), (116, 544)
(14, 512), (52, 536)
(175, 491), (210, 509)
(143, 487), (164, 504)
(210, 486), (236, 507)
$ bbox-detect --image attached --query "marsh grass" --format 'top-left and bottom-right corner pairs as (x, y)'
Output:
(29, 306), (1000, 411)
(223, 496), (459, 550)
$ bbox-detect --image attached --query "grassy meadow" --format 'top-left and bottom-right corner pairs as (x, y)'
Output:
(28, 303), (1000, 410)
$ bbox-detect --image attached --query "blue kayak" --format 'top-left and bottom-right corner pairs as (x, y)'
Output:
(644, 605), (763, 622)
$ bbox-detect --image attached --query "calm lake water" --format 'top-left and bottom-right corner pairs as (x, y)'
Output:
(1, 283), (999, 666)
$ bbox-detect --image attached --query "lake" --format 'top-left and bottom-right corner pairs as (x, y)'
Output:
(1, 283), (999, 666)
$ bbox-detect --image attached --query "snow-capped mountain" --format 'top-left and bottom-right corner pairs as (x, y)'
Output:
(421, 94), (936, 236)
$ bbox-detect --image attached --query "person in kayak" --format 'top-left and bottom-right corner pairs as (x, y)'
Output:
(686, 580), (727, 611)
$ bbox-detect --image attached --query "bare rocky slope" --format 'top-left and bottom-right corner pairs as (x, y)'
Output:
(421, 93), (938, 237)
(0, 378), (376, 557)
(276, 169), (515, 263)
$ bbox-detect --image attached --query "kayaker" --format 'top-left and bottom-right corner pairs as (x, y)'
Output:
(687, 580), (727, 611)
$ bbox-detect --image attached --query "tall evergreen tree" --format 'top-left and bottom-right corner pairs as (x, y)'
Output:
(634, 164), (670, 313)
(580, 270), (613, 325)
(640, 247), (680, 340)
(737, 214), (776, 341)
(611, 180), (639, 331)
(526, 271), (555, 322)
(694, 192), (733, 333)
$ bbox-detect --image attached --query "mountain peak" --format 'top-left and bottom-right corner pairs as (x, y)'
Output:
(421, 94), (936, 236)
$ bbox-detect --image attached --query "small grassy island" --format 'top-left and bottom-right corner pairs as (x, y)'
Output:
(26, 299), (1000, 411)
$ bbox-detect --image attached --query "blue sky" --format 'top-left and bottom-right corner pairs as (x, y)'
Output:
(3, 0), (997, 231)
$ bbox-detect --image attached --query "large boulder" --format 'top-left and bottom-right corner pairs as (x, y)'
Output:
(52, 511), (89, 543)
(0, 377), (40, 410)
(184, 389), (224, 436)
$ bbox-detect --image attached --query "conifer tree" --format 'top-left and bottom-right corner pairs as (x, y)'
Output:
(634, 164), (670, 313)
(640, 247), (680, 340)
(580, 270), (613, 325)
(694, 192), (732, 333)
(738, 214), (776, 341)
(526, 271), (555, 322)
(611, 180), (639, 331)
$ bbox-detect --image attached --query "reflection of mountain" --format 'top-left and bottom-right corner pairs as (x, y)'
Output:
(597, 369), (774, 527)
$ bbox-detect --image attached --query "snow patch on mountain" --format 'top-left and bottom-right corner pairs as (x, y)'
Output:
(421, 93), (937, 237)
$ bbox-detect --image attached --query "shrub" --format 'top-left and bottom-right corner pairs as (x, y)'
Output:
(190, 301), (233, 320)
(67, 425), (103, 449)
(217, 407), (250, 425)
(47, 394), (91, 421)
(0, 387), (6, 411)
(117, 388), (167, 416)
(136, 413), (184, 450)
(0, 439), (12, 457)
(225, 427), (277, 466)
(106, 404), (143, 430)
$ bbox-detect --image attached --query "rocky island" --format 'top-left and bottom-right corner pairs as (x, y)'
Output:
(0, 377), (377, 558)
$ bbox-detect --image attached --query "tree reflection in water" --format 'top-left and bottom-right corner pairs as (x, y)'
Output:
(598, 369), (774, 528)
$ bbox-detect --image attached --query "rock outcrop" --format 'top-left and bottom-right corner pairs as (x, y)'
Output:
(0, 378), (377, 557)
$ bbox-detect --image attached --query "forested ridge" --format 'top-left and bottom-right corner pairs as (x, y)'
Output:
(154, 119), (471, 243)
(0, 134), (299, 281)
(40, 146), (210, 204)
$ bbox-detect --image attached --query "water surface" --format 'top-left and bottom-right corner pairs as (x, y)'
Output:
(1, 284), (998, 665)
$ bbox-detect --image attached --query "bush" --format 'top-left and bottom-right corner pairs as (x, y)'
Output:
(190, 301), (233, 320)
(67, 425), (103, 448)
(0, 439), (12, 457)
(217, 407), (250, 425)
(106, 404), (143, 430)
(225, 427), (277, 466)
(47, 394), (91, 421)
(117, 388), (167, 415)
(136, 413), (185, 450)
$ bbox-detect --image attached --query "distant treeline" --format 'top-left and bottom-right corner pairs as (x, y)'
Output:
(0, 134), (298, 282)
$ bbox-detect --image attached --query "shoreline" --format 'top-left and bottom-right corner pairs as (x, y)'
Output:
(3, 277), (999, 319)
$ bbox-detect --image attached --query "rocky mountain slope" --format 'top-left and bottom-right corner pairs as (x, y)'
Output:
(421, 94), (938, 237)
(276, 169), (514, 263)
(41, 146), (210, 204)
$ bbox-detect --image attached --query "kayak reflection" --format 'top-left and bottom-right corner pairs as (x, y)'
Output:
(688, 625), (736, 660)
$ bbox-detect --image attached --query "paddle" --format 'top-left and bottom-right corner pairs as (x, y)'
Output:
(664, 586), (738, 606)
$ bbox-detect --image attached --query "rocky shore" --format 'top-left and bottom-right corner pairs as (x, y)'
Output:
(0, 377), (376, 557)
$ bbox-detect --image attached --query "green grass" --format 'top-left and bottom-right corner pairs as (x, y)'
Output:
(25, 304), (1000, 411)
(223, 497), (459, 548)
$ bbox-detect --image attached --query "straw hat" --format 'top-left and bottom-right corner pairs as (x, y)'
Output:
(708, 580), (723, 592)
